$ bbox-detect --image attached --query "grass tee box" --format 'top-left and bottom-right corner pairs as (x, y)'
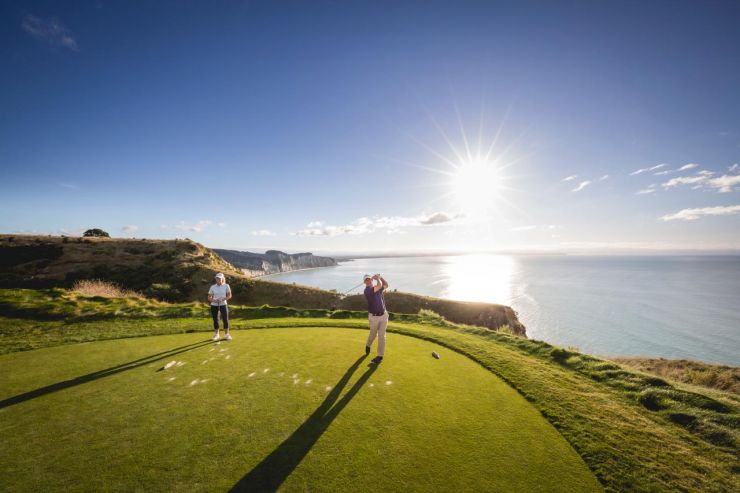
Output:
(0, 329), (599, 492)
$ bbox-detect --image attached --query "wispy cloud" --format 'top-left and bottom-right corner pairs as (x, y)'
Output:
(662, 170), (740, 193)
(160, 220), (213, 232)
(22, 15), (79, 51)
(122, 225), (139, 233)
(708, 174), (740, 193)
(59, 182), (80, 190)
(562, 174), (578, 182)
(630, 164), (666, 176)
(729, 163), (739, 173)
(679, 163), (699, 171)
(661, 205), (740, 221)
(251, 229), (276, 236)
(292, 212), (460, 237)
(572, 180), (591, 192)
(598, 174), (609, 181)
(636, 186), (656, 195)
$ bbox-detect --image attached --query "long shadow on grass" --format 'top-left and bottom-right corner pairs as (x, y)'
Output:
(0, 339), (213, 409)
(230, 355), (377, 492)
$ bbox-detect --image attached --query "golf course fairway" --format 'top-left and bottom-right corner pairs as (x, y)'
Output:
(0, 327), (601, 492)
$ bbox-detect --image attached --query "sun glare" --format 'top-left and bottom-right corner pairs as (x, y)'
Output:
(452, 158), (501, 216)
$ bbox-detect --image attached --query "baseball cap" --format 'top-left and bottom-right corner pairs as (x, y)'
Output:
(215, 273), (225, 279)
(363, 274), (372, 281)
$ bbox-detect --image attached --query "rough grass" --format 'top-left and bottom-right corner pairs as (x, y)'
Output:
(71, 279), (142, 298)
(0, 329), (599, 493)
(0, 291), (738, 491)
(611, 356), (740, 395)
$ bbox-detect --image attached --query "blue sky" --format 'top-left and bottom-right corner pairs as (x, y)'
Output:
(1, 1), (739, 253)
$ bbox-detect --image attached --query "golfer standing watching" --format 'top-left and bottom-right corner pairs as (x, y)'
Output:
(208, 273), (232, 341)
(364, 273), (389, 364)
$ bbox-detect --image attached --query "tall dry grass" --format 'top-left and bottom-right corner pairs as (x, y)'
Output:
(72, 279), (141, 298)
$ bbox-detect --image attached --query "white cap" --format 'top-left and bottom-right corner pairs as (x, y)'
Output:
(215, 272), (225, 279)
(363, 274), (372, 281)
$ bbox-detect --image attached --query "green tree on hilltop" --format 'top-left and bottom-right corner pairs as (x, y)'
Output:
(83, 228), (110, 238)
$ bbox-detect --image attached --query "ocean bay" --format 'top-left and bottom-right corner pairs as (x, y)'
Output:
(263, 254), (740, 366)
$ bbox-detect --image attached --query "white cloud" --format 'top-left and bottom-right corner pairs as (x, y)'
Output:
(122, 225), (139, 233)
(661, 205), (740, 221)
(662, 170), (740, 193)
(22, 15), (79, 51)
(509, 225), (537, 232)
(653, 170), (671, 176)
(636, 187), (656, 195)
(562, 175), (577, 182)
(59, 182), (80, 190)
(251, 229), (277, 236)
(598, 174), (609, 181)
(630, 164), (666, 176)
(572, 180), (591, 192)
(292, 212), (460, 237)
(729, 163), (739, 173)
(708, 175), (740, 193)
(172, 220), (212, 232)
(217, 222), (227, 228)
(679, 163), (699, 171)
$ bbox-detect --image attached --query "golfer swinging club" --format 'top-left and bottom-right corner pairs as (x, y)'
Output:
(208, 272), (232, 341)
(364, 273), (389, 364)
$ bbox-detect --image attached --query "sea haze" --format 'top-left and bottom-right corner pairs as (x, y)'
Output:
(262, 255), (740, 366)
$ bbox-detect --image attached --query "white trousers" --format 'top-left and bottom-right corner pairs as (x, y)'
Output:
(366, 312), (389, 356)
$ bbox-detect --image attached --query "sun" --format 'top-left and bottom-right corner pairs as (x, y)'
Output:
(452, 158), (502, 216)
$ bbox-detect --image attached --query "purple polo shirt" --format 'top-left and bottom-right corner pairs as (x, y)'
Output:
(364, 286), (386, 315)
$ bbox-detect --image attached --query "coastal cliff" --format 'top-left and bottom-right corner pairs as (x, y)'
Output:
(214, 249), (338, 277)
(0, 235), (524, 335)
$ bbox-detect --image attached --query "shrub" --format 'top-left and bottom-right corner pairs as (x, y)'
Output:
(83, 228), (110, 238)
(72, 279), (141, 298)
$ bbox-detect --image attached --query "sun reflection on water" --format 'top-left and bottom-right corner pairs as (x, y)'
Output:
(441, 255), (515, 305)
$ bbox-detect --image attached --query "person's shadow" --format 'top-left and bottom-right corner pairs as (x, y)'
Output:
(230, 355), (378, 492)
(0, 339), (213, 410)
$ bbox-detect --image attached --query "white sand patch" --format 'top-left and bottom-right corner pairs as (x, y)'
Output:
(189, 379), (199, 386)
(324, 386), (332, 392)
(225, 355), (231, 360)
(385, 380), (393, 385)
(305, 379), (312, 385)
(163, 361), (177, 370)
(369, 383), (375, 388)
(200, 379), (209, 383)
(293, 378), (300, 385)
(263, 368), (270, 373)
(168, 377), (176, 381)
(248, 372), (256, 377)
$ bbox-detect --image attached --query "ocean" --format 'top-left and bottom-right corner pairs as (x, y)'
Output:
(262, 254), (740, 366)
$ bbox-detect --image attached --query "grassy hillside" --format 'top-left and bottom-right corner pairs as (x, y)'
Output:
(0, 289), (737, 491)
(611, 357), (740, 395)
(0, 235), (523, 334)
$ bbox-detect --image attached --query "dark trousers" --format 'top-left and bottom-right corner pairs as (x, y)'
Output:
(210, 304), (229, 330)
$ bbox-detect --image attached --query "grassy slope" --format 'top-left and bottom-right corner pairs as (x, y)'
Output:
(0, 329), (600, 493)
(0, 235), (523, 333)
(0, 292), (738, 491)
(611, 357), (740, 395)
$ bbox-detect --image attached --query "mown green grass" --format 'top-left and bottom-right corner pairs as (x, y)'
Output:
(1, 290), (738, 492)
(0, 329), (599, 492)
